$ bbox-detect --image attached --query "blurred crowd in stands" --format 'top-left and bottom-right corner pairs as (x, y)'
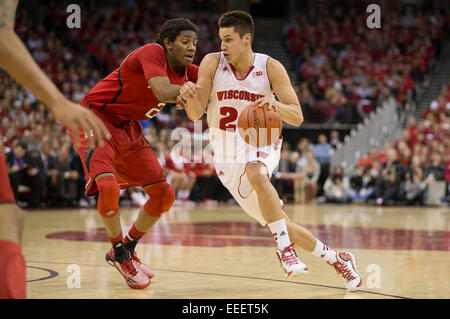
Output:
(283, 3), (450, 124)
(0, 0), (448, 209)
(272, 81), (450, 206)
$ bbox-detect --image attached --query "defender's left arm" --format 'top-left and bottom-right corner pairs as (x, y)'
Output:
(263, 57), (304, 127)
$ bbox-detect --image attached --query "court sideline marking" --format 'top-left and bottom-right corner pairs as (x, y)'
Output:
(26, 260), (411, 299)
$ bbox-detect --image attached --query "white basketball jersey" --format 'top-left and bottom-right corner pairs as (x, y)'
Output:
(207, 52), (275, 164)
(206, 52), (284, 225)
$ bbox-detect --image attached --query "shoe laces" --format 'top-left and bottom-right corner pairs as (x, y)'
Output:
(130, 251), (141, 263)
(120, 256), (138, 276)
(279, 243), (299, 266)
(333, 256), (356, 281)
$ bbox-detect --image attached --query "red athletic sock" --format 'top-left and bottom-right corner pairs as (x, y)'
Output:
(124, 225), (146, 244)
(108, 232), (123, 246)
(124, 225), (146, 253)
(0, 240), (26, 299)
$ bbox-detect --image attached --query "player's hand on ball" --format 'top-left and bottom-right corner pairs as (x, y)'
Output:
(50, 98), (111, 147)
(252, 97), (278, 111)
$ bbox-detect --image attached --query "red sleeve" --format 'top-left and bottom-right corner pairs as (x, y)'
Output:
(187, 64), (198, 83)
(136, 44), (168, 80)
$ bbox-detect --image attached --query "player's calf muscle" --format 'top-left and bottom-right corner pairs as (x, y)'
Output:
(285, 220), (316, 252)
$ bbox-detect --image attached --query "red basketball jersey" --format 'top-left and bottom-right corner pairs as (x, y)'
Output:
(81, 43), (198, 120)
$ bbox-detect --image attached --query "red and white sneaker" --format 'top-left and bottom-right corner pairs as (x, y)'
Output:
(276, 243), (309, 278)
(106, 248), (155, 279)
(329, 252), (363, 291)
(105, 249), (150, 289)
(129, 251), (155, 279)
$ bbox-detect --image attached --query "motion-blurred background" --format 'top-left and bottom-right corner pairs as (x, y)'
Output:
(1, 0), (449, 209)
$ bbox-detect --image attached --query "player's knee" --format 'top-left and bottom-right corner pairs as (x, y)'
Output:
(246, 163), (269, 189)
(143, 181), (175, 218)
(96, 176), (120, 218)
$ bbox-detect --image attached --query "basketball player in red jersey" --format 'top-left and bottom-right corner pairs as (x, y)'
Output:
(72, 18), (198, 289)
(0, 0), (111, 299)
(180, 11), (362, 291)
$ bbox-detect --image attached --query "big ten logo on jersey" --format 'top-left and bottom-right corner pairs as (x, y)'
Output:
(253, 71), (263, 77)
(145, 102), (166, 119)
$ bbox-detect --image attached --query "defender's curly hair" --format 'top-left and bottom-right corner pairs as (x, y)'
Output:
(155, 18), (198, 50)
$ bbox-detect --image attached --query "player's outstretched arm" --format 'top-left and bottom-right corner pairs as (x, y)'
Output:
(179, 53), (219, 121)
(147, 76), (183, 103)
(253, 57), (304, 127)
(0, 0), (111, 146)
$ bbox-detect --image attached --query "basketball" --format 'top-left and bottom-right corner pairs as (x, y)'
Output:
(237, 103), (282, 147)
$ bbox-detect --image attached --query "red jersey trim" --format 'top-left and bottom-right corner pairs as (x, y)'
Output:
(100, 65), (123, 110)
(98, 46), (141, 110)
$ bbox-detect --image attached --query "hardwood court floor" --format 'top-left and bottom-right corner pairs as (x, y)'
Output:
(22, 203), (449, 299)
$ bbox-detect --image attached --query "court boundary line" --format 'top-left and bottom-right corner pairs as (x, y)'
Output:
(26, 260), (411, 299)
(26, 265), (59, 283)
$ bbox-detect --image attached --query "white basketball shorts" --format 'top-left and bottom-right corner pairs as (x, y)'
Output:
(209, 129), (284, 226)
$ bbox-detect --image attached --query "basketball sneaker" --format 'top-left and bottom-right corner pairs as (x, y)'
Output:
(276, 243), (309, 278)
(106, 248), (155, 279)
(329, 251), (363, 291)
(105, 249), (150, 289)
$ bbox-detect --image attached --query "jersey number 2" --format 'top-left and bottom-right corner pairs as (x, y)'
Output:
(219, 106), (238, 131)
(145, 102), (166, 119)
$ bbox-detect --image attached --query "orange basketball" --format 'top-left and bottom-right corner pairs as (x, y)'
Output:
(238, 103), (282, 147)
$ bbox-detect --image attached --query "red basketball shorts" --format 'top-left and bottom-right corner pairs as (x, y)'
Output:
(71, 107), (166, 196)
(0, 153), (15, 203)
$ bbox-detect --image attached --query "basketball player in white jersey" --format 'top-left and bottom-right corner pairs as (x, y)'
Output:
(178, 10), (362, 290)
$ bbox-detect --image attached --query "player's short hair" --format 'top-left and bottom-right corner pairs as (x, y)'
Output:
(218, 10), (254, 43)
(156, 18), (198, 50)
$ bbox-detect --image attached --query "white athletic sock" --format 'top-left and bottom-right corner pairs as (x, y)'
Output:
(312, 239), (337, 263)
(268, 219), (292, 250)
